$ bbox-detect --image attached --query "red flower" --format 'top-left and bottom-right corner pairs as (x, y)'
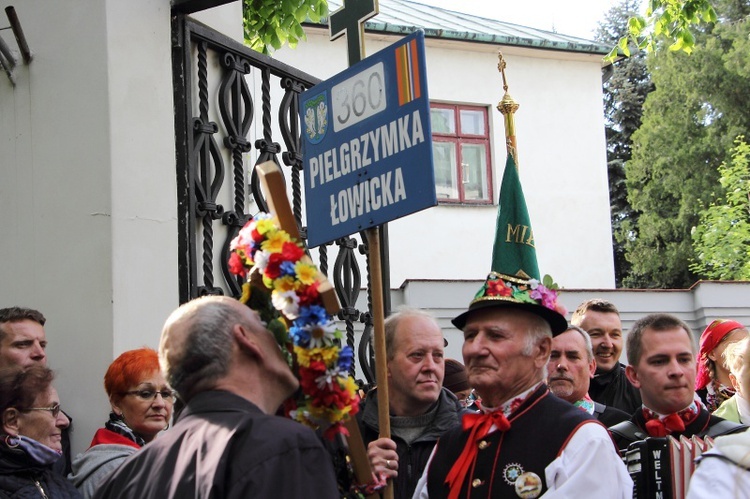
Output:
(297, 282), (321, 306)
(281, 242), (305, 262)
(264, 253), (284, 279)
(487, 279), (512, 297)
(228, 252), (246, 277)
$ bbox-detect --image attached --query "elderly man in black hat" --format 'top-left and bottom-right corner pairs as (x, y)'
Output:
(413, 272), (632, 498)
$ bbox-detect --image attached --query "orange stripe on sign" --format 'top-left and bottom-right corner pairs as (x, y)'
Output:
(395, 44), (407, 105)
(409, 39), (421, 100)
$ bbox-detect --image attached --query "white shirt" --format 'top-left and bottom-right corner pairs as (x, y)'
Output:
(687, 430), (750, 499)
(412, 421), (632, 498)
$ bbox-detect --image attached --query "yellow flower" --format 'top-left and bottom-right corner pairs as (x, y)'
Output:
(261, 230), (290, 253)
(294, 346), (311, 367)
(274, 276), (296, 293)
(239, 282), (252, 304)
(254, 219), (275, 235)
(294, 262), (317, 285)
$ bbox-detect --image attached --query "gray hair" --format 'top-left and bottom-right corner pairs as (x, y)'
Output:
(562, 325), (594, 361)
(521, 312), (553, 357)
(160, 297), (239, 401)
(724, 337), (750, 377)
(384, 307), (441, 360)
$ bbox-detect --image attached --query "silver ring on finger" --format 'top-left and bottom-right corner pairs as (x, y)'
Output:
(386, 459), (392, 469)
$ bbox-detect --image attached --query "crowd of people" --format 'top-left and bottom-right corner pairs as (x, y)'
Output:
(0, 293), (748, 498)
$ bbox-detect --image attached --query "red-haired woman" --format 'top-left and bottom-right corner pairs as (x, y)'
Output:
(69, 348), (173, 497)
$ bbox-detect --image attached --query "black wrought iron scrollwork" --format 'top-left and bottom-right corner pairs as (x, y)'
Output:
(357, 231), (376, 381)
(193, 41), (224, 297)
(217, 52), (254, 298)
(174, 15), (375, 380)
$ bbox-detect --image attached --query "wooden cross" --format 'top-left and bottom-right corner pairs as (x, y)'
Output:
(329, 0), (379, 66)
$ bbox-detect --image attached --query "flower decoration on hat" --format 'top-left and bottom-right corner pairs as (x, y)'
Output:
(473, 272), (564, 315)
(229, 213), (359, 437)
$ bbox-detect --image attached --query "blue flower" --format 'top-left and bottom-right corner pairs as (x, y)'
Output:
(290, 325), (311, 347)
(338, 346), (354, 372)
(297, 304), (329, 326)
(279, 260), (296, 277)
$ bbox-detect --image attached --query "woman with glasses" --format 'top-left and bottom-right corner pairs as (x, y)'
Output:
(69, 348), (173, 497)
(0, 365), (81, 498)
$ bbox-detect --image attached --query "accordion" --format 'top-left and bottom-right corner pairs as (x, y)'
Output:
(624, 436), (714, 499)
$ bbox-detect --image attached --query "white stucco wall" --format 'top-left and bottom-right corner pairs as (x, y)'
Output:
(0, 0), (243, 456)
(274, 28), (615, 289)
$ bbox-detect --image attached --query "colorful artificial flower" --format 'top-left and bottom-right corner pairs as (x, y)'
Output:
(229, 213), (360, 437)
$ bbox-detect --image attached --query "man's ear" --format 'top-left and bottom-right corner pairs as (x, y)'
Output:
(534, 337), (552, 369)
(588, 358), (596, 379)
(625, 364), (641, 389)
(233, 323), (263, 360)
(2, 408), (20, 436)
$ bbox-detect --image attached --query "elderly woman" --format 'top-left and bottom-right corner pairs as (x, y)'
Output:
(714, 338), (750, 424)
(68, 348), (173, 497)
(0, 365), (81, 498)
(696, 319), (749, 411)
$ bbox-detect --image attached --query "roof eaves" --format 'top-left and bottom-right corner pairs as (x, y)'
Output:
(360, 22), (610, 55)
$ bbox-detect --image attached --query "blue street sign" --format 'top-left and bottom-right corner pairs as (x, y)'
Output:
(300, 30), (436, 248)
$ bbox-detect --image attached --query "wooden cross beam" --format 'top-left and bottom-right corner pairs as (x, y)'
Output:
(329, 0), (379, 66)
(257, 161), (378, 498)
(257, 161), (339, 314)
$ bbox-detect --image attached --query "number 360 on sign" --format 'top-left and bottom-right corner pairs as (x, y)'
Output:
(332, 62), (386, 132)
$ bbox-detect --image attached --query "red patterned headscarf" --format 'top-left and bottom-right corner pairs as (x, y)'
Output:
(695, 319), (746, 390)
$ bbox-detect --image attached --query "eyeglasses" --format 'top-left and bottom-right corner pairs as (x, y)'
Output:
(23, 403), (62, 418)
(124, 389), (175, 402)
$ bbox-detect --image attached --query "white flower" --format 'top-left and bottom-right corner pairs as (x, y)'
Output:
(528, 278), (540, 290)
(253, 250), (269, 272)
(316, 367), (342, 390)
(307, 320), (338, 348)
(272, 290), (300, 319)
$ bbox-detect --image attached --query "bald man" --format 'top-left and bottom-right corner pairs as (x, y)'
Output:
(95, 296), (338, 498)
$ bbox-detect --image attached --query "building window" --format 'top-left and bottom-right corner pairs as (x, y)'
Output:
(430, 104), (492, 204)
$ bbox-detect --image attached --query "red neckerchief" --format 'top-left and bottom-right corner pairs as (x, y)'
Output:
(642, 400), (700, 437)
(444, 383), (541, 499)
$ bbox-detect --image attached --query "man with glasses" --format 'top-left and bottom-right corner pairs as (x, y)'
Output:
(94, 296), (338, 498)
(0, 307), (72, 475)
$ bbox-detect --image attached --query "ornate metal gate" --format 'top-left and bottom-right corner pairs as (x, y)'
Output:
(171, 13), (378, 383)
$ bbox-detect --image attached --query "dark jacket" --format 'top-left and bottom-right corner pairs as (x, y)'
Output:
(593, 402), (630, 427)
(358, 387), (462, 499)
(93, 390), (339, 499)
(0, 441), (81, 499)
(589, 363), (642, 415)
(609, 407), (747, 451)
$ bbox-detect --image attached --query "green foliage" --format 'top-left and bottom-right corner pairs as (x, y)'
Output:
(622, 7), (750, 288)
(596, 0), (653, 287)
(606, 0), (717, 61)
(243, 0), (328, 54)
(690, 136), (750, 279)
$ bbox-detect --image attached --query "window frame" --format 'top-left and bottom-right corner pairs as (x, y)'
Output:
(430, 103), (493, 205)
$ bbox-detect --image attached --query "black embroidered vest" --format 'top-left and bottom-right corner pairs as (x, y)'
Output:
(426, 385), (597, 498)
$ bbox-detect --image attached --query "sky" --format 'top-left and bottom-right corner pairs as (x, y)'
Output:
(414, 0), (641, 41)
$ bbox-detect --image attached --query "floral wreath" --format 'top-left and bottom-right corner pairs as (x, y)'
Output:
(474, 272), (564, 313)
(229, 213), (359, 437)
